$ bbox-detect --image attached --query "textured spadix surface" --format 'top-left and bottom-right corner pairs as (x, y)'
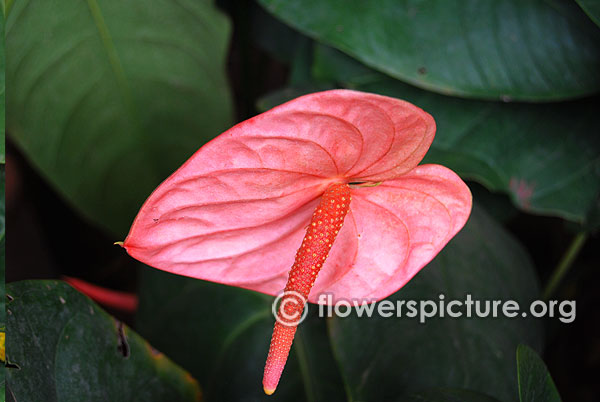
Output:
(124, 90), (472, 302)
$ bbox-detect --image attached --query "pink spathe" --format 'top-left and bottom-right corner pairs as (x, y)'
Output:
(124, 89), (472, 304)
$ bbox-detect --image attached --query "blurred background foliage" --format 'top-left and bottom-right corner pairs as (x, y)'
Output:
(4, 0), (600, 401)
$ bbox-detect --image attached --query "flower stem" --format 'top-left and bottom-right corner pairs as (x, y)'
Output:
(542, 232), (587, 300)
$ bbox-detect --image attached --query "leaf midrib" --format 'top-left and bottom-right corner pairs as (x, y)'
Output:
(84, 0), (135, 122)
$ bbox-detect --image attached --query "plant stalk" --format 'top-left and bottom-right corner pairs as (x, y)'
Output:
(542, 232), (587, 300)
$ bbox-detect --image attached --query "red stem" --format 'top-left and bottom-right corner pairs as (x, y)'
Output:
(263, 183), (351, 395)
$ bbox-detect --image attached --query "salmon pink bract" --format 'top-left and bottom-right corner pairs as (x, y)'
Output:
(123, 89), (472, 394)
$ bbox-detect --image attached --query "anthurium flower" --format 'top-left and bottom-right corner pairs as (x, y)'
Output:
(123, 89), (472, 394)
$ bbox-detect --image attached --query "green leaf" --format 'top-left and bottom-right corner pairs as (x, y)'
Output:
(264, 45), (600, 223)
(328, 205), (543, 402)
(6, 280), (201, 402)
(6, 0), (233, 237)
(136, 269), (347, 402)
(516, 344), (562, 402)
(259, 0), (600, 101)
(401, 388), (502, 402)
(576, 0), (600, 27)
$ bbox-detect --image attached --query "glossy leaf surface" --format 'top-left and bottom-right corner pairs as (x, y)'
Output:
(259, 0), (600, 101)
(6, 280), (201, 402)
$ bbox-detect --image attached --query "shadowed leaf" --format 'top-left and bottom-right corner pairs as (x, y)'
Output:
(6, 280), (201, 402)
(517, 344), (562, 402)
(329, 206), (543, 402)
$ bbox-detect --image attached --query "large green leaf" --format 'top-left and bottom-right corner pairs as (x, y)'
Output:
(6, 0), (233, 237)
(136, 268), (347, 402)
(259, 0), (600, 101)
(516, 344), (562, 402)
(261, 45), (600, 223)
(5, 280), (201, 402)
(328, 206), (543, 402)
